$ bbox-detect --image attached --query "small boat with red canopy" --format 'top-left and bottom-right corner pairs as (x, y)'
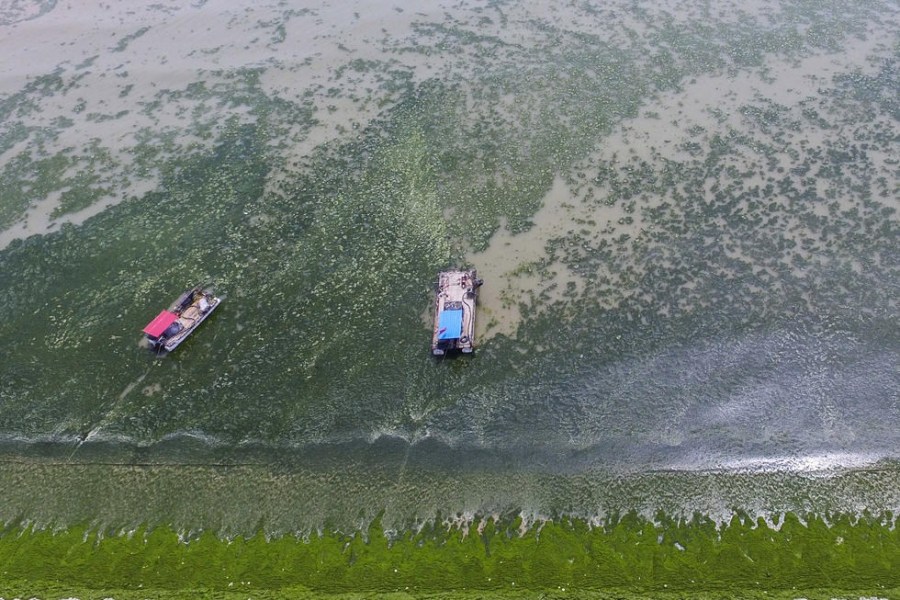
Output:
(143, 285), (220, 352)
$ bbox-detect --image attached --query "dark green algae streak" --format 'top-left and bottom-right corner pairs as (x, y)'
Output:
(0, 0), (899, 597)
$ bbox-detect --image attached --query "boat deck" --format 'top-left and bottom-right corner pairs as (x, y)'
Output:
(432, 270), (480, 355)
(163, 296), (220, 351)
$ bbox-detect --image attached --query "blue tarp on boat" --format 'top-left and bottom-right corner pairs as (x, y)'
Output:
(437, 308), (463, 340)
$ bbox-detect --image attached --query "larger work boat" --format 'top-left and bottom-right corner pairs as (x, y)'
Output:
(431, 269), (483, 355)
(142, 285), (221, 352)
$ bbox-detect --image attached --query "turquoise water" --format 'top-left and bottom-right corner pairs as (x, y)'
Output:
(0, 0), (897, 535)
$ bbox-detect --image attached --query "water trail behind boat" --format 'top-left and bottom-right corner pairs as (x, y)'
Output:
(67, 370), (150, 460)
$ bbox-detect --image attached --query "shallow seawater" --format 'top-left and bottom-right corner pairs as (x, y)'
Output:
(0, 0), (898, 536)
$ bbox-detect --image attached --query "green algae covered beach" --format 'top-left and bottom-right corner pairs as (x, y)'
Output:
(0, 0), (898, 596)
(2, 511), (899, 598)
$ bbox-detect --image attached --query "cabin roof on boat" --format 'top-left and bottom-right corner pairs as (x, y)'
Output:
(143, 310), (178, 337)
(437, 308), (463, 340)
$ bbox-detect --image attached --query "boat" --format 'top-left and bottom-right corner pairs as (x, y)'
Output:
(431, 269), (483, 356)
(142, 285), (221, 352)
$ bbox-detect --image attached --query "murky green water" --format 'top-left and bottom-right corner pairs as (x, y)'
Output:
(0, 0), (898, 540)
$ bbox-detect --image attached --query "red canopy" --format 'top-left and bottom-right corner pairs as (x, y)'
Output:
(143, 310), (178, 337)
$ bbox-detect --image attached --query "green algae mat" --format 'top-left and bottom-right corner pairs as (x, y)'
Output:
(2, 513), (899, 598)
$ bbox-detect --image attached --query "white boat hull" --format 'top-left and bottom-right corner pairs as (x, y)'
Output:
(431, 269), (481, 356)
(162, 296), (221, 352)
(143, 286), (221, 353)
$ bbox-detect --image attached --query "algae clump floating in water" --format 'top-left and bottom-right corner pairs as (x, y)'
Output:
(0, 0), (898, 596)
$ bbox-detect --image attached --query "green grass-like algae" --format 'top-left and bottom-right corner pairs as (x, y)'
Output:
(1, 512), (899, 597)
